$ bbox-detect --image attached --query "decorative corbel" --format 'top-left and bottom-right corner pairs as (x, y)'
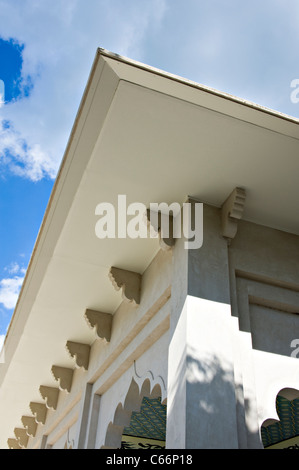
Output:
(51, 366), (73, 393)
(145, 209), (175, 251)
(39, 386), (59, 410)
(14, 428), (29, 448)
(221, 187), (246, 241)
(108, 267), (141, 305)
(29, 402), (47, 425)
(7, 438), (22, 449)
(84, 309), (113, 342)
(65, 341), (90, 370)
(21, 416), (37, 437)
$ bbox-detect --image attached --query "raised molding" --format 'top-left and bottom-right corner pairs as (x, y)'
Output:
(232, 268), (299, 444)
(51, 366), (74, 393)
(221, 187), (246, 240)
(21, 416), (37, 437)
(7, 438), (22, 449)
(14, 428), (29, 448)
(109, 267), (141, 305)
(145, 209), (175, 251)
(66, 341), (90, 370)
(29, 402), (47, 425)
(39, 386), (59, 410)
(84, 309), (113, 342)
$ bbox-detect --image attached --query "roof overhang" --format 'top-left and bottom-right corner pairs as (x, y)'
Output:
(1, 48), (299, 448)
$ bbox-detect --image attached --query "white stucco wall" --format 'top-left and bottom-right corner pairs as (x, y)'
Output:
(25, 204), (299, 450)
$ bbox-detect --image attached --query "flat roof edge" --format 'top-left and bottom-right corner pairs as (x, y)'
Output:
(98, 47), (299, 126)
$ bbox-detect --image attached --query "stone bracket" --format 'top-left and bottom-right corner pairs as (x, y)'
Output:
(29, 402), (47, 425)
(145, 209), (175, 251)
(51, 366), (74, 393)
(21, 416), (38, 437)
(39, 385), (59, 410)
(84, 309), (113, 342)
(221, 187), (246, 240)
(109, 267), (141, 305)
(14, 428), (29, 448)
(66, 341), (90, 370)
(7, 438), (22, 449)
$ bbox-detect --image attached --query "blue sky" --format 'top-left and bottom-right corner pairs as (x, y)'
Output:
(0, 0), (299, 346)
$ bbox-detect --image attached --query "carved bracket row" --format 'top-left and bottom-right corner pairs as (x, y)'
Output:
(146, 188), (246, 247)
(8, 265), (141, 448)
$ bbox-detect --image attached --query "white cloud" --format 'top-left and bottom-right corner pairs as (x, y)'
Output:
(4, 262), (26, 276)
(0, 120), (57, 180)
(0, 264), (27, 311)
(0, 0), (298, 184)
(0, 276), (24, 310)
(0, 0), (168, 181)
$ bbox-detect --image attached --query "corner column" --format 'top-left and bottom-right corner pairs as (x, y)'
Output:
(166, 202), (239, 449)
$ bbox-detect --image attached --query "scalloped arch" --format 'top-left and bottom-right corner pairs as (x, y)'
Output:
(102, 378), (167, 449)
(133, 361), (167, 405)
(261, 387), (299, 448)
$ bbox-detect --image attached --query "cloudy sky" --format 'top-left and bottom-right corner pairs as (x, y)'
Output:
(0, 0), (299, 348)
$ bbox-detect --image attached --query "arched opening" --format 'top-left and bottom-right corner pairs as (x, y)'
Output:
(261, 388), (299, 449)
(103, 378), (167, 449)
(121, 395), (166, 449)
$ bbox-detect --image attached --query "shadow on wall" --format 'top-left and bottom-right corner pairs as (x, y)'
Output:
(168, 345), (260, 449)
(103, 353), (260, 449)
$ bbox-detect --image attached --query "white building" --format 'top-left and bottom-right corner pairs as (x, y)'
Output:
(1, 49), (299, 450)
